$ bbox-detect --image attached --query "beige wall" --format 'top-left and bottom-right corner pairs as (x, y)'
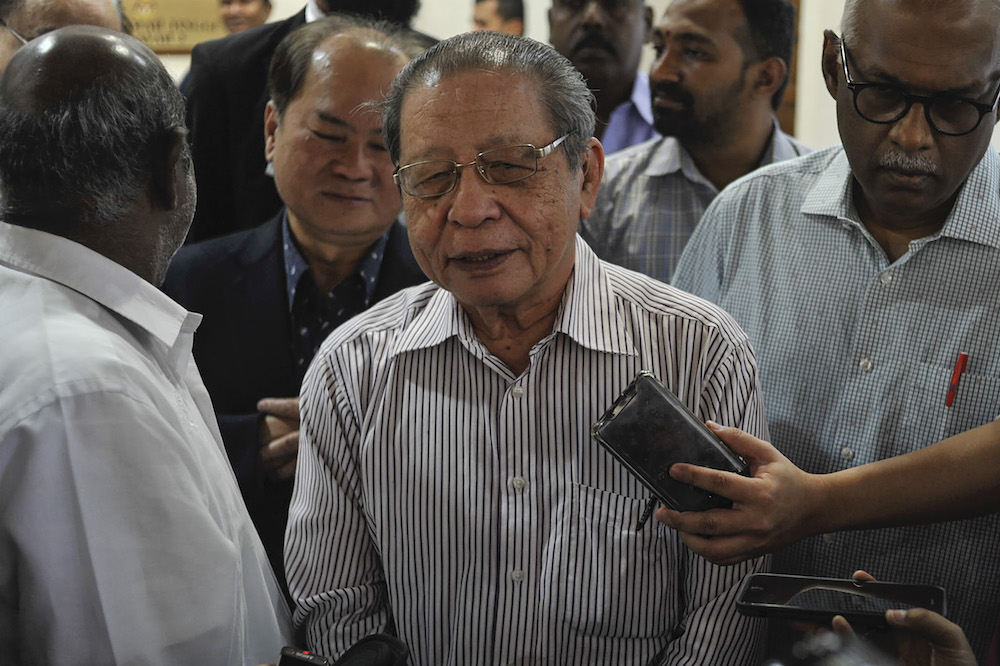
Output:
(160, 0), (1000, 150)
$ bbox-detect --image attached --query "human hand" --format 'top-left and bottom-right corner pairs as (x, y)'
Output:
(834, 571), (975, 666)
(257, 397), (300, 481)
(655, 422), (825, 564)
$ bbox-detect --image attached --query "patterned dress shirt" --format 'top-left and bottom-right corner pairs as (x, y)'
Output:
(283, 214), (388, 381)
(286, 237), (768, 665)
(582, 120), (810, 283)
(672, 145), (1000, 659)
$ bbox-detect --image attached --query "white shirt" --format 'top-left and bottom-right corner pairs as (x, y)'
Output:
(0, 223), (293, 665)
(287, 237), (768, 665)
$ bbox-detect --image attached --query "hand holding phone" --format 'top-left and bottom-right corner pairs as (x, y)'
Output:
(591, 371), (749, 513)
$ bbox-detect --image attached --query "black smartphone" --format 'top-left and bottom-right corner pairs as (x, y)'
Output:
(278, 647), (331, 666)
(736, 573), (947, 626)
(591, 370), (749, 512)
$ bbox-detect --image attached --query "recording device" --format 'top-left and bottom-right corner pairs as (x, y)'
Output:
(278, 647), (330, 666)
(591, 370), (750, 512)
(736, 573), (947, 626)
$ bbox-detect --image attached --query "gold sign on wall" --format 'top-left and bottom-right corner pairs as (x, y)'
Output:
(125, 0), (227, 53)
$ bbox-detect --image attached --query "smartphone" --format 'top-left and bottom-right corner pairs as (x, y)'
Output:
(591, 370), (749, 512)
(277, 647), (330, 666)
(736, 573), (947, 626)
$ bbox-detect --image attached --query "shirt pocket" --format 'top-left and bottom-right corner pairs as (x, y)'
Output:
(901, 362), (1000, 448)
(539, 483), (676, 639)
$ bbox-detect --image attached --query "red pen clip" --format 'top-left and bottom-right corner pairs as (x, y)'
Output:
(945, 352), (969, 408)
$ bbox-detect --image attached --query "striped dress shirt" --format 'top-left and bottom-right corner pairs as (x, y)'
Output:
(673, 146), (1000, 659)
(286, 237), (768, 665)
(581, 119), (810, 283)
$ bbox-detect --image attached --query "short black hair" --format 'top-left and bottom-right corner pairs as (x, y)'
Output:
(474, 0), (523, 22)
(268, 13), (416, 119)
(735, 0), (796, 110)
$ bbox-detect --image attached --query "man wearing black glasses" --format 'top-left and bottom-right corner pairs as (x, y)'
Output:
(673, 0), (1000, 660)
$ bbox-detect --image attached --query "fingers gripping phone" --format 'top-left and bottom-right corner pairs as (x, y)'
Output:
(736, 573), (947, 626)
(591, 371), (749, 512)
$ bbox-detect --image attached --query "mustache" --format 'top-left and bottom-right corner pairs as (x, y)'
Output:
(569, 32), (619, 57)
(879, 149), (939, 174)
(650, 82), (694, 107)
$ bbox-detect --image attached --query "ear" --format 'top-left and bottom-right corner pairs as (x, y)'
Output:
(547, 6), (555, 31)
(642, 4), (654, 42)
(264, 99), (280, 163)
(821, 29), (841, 100)
(578, 137), (605, 220)
(749, 56), (787, 103)
(150, 127), (187, 211)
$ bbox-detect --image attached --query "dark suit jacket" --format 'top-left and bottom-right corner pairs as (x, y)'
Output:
(184, 10), (306, 244)
(162, 212), (426, 594)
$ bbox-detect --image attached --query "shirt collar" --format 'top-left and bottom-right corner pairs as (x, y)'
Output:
(630, 72), (655, 129)
(643, 117), (791, 184)
(801, 146), (1000, 250)
(305, 0), (324, 22)
(0, 222), (201, 371)
(282, 210), (390, 311)
(393, 236), (637, 359)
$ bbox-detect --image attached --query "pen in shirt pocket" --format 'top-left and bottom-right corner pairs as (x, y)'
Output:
(945, 352), (969, 408)
(635, 496), (658, 531)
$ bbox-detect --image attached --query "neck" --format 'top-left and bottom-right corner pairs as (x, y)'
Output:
(466, 299), (563, 375)
(594, 75), (636, 141)
(683, 110), (775, 191)
(853, 181), (957, 263)
(289, 214), (380, 293)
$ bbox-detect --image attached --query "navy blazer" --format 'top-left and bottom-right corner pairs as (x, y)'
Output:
(162, 212), (426, 593)
(184, 10), (306, 244)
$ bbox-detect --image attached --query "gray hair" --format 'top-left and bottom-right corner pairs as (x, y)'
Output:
(0, 38), (186, 228)
(382, 31), (596, 171)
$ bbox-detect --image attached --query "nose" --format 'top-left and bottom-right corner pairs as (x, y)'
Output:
(446, 164), (502, 228)
(650, 43), (682, 85)
(331, 139), (374, 181)
(580, 1), (606, 27)
(887, 103), (934, 153)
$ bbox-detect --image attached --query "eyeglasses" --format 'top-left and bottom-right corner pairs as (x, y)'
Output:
(393, 133), (572, 199)
(0, 17), (28, 46)
(839, 38), (1000, 137)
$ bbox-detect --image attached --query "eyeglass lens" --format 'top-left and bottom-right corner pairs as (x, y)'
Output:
(399, 145), (539, 198)
(854, 86), (986, 135)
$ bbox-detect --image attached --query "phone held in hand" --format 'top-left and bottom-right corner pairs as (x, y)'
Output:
(736, 573), (947, 626)
(591, 370), (749, 512)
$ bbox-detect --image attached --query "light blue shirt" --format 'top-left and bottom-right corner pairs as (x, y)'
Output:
(599, 72), (659, 156)
(582, 119), (810, 283)
(672, 145), (1000, 659)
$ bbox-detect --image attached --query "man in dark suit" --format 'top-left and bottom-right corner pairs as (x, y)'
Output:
(164, 16), (425, 595)
(183, 0), (422, 244)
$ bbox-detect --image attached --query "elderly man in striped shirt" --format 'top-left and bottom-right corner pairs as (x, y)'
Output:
(286, 31), (769, 665)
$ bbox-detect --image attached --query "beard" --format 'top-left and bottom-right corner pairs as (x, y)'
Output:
(651, 73), (749, 148)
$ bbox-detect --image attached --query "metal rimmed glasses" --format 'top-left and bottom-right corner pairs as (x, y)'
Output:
(393, 133), (572, 199)
(0, 17), (28, 46)
(839, 38), (1000, 137)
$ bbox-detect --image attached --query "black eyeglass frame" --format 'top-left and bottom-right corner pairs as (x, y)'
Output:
(0, 17), (28, 46)
(393, 133), (573, 199)
(839, 38), (1000, 137)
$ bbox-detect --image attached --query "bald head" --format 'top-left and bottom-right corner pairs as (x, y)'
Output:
(842, 0), (1000, 45)
(0, 26), (193, 285)
(0, 0), (123, 73)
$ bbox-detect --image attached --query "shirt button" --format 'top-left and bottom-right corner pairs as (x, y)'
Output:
(822, 533), (835, 544)
(840, 446), (855, 461)
(511, 386), (525, 398)
(859, 358), (873, 372)
(511, 476), (527, 491)
(510, 569), (525, 582)
(879, 272), (893, 285)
